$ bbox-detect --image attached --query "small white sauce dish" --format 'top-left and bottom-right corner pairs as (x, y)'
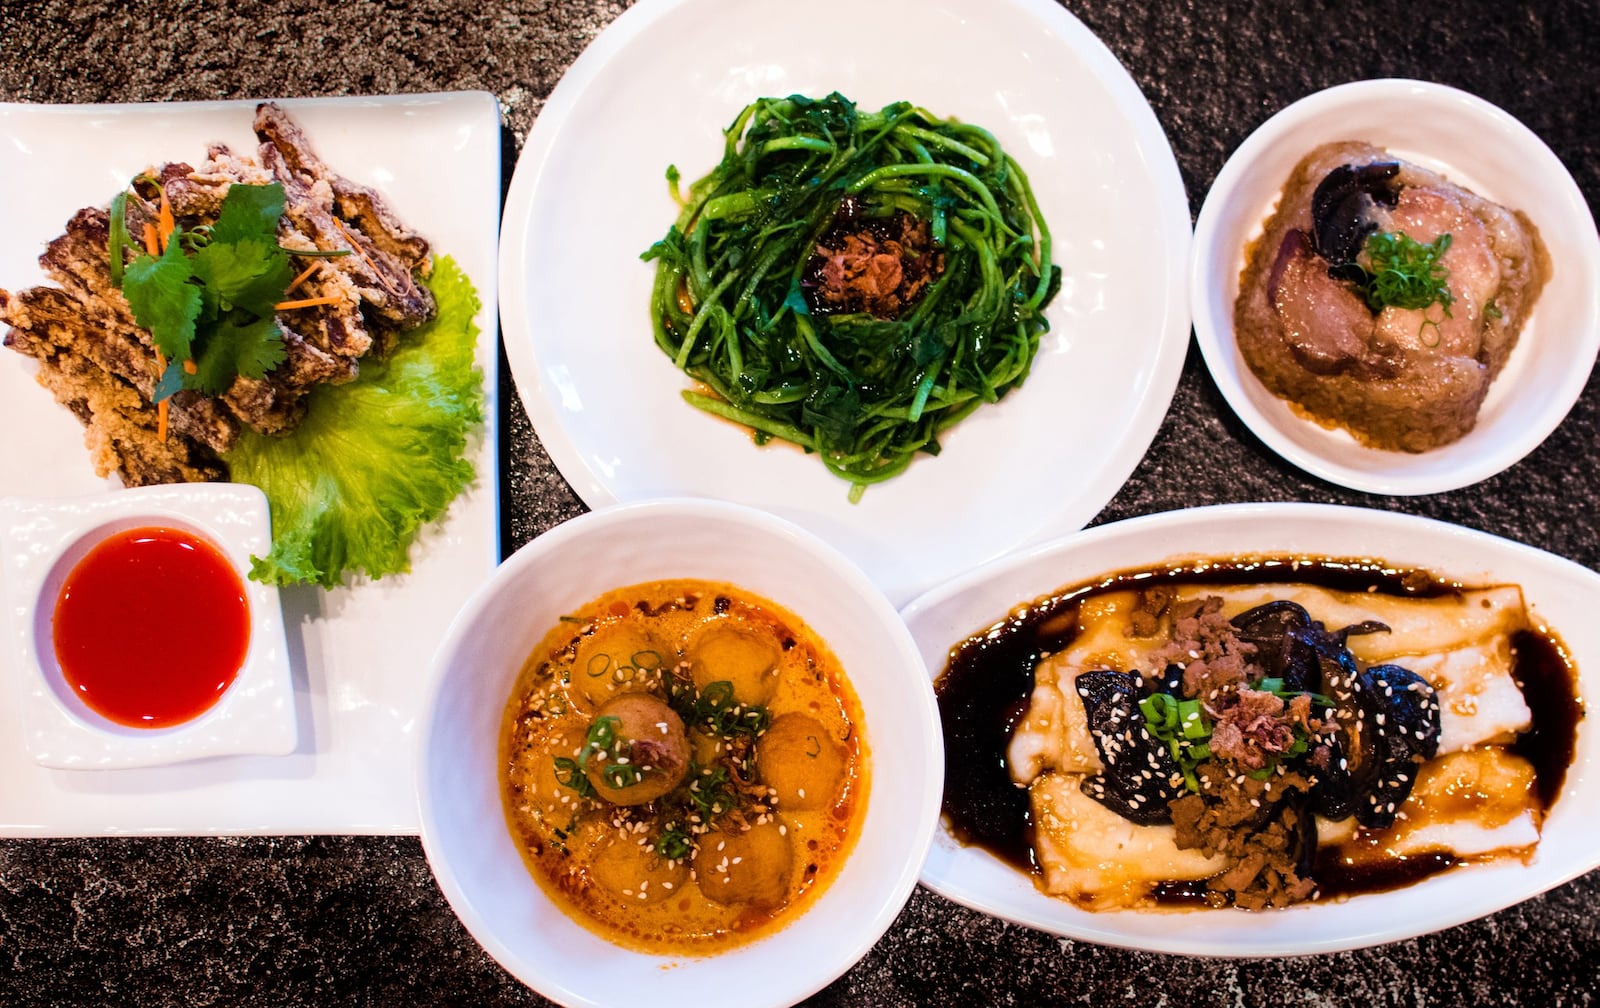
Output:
(1191, 78), (1600, 495)
(416, 498), (942, 1008)
(0, 483), (296, 770)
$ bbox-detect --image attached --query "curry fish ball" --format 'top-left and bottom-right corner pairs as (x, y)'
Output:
(571, 623), (671, 711)
(757, 713), (847, 810)
(695, 822), (793, 907)
(584, 693), (692, 805)
(686, 622), (781, 705)
(588, 830), (690, 904)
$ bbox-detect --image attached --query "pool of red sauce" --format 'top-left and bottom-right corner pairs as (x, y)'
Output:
(933, 557), (1584, 904)
(52, 526), (250, 729)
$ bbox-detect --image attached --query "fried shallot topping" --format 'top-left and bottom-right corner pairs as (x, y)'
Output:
(802, 199), (944, 320)
(1208, 688), (1321, 772)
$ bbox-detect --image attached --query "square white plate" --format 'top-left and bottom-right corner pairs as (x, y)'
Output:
(0, 91), (501, 835)
(0, 484), (295, 770)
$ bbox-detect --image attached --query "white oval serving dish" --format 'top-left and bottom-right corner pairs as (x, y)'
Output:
(902, 502), (1599, 956)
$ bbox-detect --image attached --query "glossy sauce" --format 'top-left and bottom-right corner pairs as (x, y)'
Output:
(935, 557), (1583, 900)
(53, 526), (249, 729)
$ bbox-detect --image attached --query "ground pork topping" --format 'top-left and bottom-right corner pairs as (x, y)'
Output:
(1170, 768), (1320, 910)
(1146, 596), (1259, 699)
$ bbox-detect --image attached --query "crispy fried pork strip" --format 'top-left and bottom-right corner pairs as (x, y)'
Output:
(253, 102), (435, 337)
(2, 288), (226, 485)
(252, 103), (431, 267)
(1, 103), (440, 488)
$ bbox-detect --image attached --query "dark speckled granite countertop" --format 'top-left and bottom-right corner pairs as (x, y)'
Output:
(2, 1), (1598, 1005)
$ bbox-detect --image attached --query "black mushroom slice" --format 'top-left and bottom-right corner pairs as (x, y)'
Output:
(1288, 789), (1320, 882)
(1226, 601), (1409, 822)
(1074, 670), (1184, 826)
(1309, 161), (1403, 282)
(1309, 728), (1363, 822)
(1308, 642), (1368, 823)
(1229, 600), (1389, 695)
(1351, 663), (1442, 829)
(1230, 601), (1326, 692)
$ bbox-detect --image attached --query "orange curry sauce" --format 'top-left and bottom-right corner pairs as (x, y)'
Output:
(500, 579), (867, 953)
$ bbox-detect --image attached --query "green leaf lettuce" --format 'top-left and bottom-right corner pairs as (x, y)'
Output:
(224, 254), (485, 588)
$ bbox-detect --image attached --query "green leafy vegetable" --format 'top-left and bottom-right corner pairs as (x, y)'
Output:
(119, 181), (292, 399)
(225, 255), (484, 587)
(1359, 230), (1454, 315)
(123, 236), (202, 366)
(656, 825), (693, 861)
(642, 93), (1060, 500)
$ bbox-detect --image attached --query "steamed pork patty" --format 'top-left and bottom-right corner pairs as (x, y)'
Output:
(1235, 141), (1549, 452)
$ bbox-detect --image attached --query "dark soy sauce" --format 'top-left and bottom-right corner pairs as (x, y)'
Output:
(933, 557), (1583, 897)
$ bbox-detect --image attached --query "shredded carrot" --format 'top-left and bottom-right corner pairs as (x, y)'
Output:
(142, 222), (161, 257)
(274, 295), (344, 311)
(157, 186), (175, 250)
(183, 359), (197, 375)
(331, 217), (400, 297)
(285, 261), (320, 295)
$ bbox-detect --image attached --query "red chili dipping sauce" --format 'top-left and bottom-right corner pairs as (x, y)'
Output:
(52, 526), (250, 729)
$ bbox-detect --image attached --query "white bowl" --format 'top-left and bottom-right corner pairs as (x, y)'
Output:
(416, 499), (942, 1008)
(1191, 79), (1600, 495)
(902, 502), (1600, 956)
(0, 483), (296, 769)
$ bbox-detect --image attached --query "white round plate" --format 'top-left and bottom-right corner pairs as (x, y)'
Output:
(1192, 79), (1600, 495)
(901, 502), (1600, 956)
(499, 0), (1191, 605)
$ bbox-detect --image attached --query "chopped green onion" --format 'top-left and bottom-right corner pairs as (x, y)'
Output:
(108, 191), (129, 288)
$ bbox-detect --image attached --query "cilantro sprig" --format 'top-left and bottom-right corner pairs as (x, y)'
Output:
(116, 181), (294, 401)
